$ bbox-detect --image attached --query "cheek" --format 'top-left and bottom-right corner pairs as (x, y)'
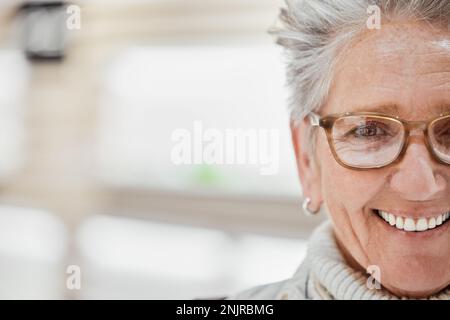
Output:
(316, 135), (382, 213)
(316, 137), (385, 265)
(316, 135), (390, 234)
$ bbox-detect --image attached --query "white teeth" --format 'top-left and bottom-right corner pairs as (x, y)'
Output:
(416, 218), (428, 232)
(388, 213), (396, 226)
(428, 217), (436, 229)
(395, 216), (404, 230)
(404, 218), (416, 232)
(378, 210), (450, 232)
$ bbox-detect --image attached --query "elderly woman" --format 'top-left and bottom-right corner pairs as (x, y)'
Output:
(232, 0), (450, 300)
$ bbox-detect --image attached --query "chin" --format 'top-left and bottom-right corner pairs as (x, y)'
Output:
(382, 271), (449, 298)
(361, 209), (450, 298)
(376, 253), (450, 298)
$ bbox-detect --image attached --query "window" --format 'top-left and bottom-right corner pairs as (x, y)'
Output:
(95, 46), (300, 198)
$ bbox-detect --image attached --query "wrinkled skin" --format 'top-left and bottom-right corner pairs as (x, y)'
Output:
(293, 21), (450, 298)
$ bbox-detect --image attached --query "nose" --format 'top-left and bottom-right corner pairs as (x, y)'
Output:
(390, 142), (447, 201)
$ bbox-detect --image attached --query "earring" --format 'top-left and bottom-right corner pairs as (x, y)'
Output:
(302, 197), (320, 216)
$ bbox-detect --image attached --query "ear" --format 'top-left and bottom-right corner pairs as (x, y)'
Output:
(291, 118), (323, 212)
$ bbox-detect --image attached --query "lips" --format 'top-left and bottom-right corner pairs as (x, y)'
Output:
(374, 209), (450, 232)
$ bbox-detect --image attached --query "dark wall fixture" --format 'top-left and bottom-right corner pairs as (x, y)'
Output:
(18, 1), (70, 61)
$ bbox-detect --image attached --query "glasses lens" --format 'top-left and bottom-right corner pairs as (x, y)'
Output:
(331, 115), (405, 168)
(429, 115), (450, 164)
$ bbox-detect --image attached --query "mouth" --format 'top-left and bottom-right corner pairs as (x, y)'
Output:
(372, 209), (450, 233)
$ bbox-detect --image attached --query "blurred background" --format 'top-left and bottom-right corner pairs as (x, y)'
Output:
(0, 0), (325, 299)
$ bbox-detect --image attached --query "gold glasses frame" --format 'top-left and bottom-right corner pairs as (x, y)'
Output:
(308, 111), (450, 170)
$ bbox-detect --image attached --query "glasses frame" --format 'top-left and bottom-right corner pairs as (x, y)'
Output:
(308, 111), (450, 170)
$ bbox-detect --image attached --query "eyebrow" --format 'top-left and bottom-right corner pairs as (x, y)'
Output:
(348, 104), (450, 116)
(348, 104), (400, 115)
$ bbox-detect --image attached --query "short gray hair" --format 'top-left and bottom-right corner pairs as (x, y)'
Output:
(271, 0), (450, 123)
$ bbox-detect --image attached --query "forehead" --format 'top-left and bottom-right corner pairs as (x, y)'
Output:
(325, 22), (450, 119)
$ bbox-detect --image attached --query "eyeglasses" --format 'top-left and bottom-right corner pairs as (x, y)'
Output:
(308, 111), (450, 170)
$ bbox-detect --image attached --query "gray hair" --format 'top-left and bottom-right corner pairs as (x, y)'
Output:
(271, 0), (450, 124)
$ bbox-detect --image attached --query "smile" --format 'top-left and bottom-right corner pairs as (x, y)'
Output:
(374, 209), (450, 232)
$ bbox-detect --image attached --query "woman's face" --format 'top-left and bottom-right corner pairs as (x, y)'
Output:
(294, 22), (450, 297)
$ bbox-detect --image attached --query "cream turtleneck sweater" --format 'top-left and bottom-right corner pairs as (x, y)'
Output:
(231, 221), (450, 300)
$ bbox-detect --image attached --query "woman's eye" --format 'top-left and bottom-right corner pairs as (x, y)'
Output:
(436, 128), (450, 144)
(347, 124), (387, 139)
(438, 127), (450, 137)
(440, 129), (450, 138)
(434, 123), (450, 141)
(356, 126), (378, 136)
